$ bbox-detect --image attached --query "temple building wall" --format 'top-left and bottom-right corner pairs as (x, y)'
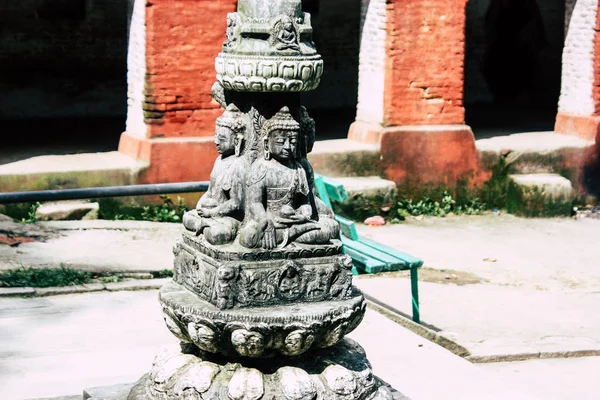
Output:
(384, 0), (467, 126)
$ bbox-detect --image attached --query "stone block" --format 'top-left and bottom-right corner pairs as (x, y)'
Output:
(35, 285), (90, 297)
(36, 201), (99, 222)
(0, 287), (35, 297)
(308, 139), (382, 178)
(507, 174), (575, 217)
(334, 177), (397, 201)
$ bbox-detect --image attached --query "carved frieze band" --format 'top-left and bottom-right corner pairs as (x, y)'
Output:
(159, 281), (366, 358)
(215, 54), (323, 92)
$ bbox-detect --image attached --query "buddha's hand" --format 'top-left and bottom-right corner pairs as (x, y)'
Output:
(262, 220), (277, 249)
(198, 208), (214, 218)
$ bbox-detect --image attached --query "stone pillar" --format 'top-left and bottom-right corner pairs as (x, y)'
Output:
(555, 0), (600, 143)
(118, 0), (237, 183)
(349, 0), (478, 188)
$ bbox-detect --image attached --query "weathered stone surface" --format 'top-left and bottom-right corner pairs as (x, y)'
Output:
(507, 174), (575, 217)
(36, 201), (99, 222)
(159, 280), (366, 358)
(335, 177), (397, 201)
(174, 234), (352, 310)
(128, 339), (393, 400)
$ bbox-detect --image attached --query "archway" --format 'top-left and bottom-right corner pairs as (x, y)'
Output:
(0, 0), (129, 165)
(464, 0), (565, 139)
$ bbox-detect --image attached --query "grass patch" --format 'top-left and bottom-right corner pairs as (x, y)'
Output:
(0, 266), (92, 288)
(97, 195), (189, 223)
(151, 269), (174, 279)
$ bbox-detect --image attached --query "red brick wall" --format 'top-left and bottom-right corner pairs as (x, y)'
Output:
(144, 0), (237, 138)
(384, 0), (467, 126)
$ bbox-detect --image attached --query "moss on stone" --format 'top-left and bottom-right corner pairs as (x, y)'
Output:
(506, 181), (574, 218)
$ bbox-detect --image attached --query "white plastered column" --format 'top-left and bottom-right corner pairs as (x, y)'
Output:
(558, 0), (598, 116)
(356, 0), (387, 124)
(125, 0), (148, 139)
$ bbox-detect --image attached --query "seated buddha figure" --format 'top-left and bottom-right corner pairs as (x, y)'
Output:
(183, 104), (248, 245)
(239, 106), (338, 250)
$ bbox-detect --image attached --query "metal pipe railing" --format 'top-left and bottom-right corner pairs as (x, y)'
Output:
(0, 182), (210, 204)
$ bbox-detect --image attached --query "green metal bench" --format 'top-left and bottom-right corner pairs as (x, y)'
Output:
(314, 173), (424, 323)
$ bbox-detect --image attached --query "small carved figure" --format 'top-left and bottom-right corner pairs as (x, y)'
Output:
(239, 106), (338, 249)
(183, 104), (249, 245)
(307, 268), (330, 298)
(283, 329), (315, 356)
(231, 329), (265, 357)
(270, 15), (301, 51)
(216, 264), (239, 309)
(278, 262), (304, 300)
(224, 13), (238, 50)
(188, 323), (218, 353)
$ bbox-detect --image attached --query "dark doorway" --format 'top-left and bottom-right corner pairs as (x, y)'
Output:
(302, 0), (361, 140)
(0, 0), (128, 165)
(464, 0), (565, 139)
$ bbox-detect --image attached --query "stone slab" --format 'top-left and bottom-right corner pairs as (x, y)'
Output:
(36, 285), (94, 297)
(334, 176), (397, 200)
(0, 152), (149, 193)
(308, 139), (382, 178)
(476, 131), (593, 153)
(509, 173), (575, 200)
(0, 286), (36, 297)
(36, 201), (100, 222)
(104, 279), (169, 292)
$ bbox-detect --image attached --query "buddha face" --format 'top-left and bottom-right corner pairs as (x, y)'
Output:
(269, 130), (298, 162)
(215, 125), (236, 156)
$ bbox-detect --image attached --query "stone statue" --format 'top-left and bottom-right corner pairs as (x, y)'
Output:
(128, 1), (397, 398)
(239, 106), (338, 249)
(182, 104), (248, 245)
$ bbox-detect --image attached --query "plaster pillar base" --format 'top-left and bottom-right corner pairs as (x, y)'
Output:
(118, 131), (218, 184)
(349, 121), (479, 188)
(555, 113), (600, 143)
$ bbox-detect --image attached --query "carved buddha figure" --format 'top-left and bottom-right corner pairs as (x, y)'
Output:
(239, 106), (338, 249)
(271, 16), (300, 51)
(183, 104), (248, 245)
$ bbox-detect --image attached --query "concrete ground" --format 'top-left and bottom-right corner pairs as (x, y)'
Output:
(1, 214), (600, 398)
(354, 214), (600, 359)
(0, 290), (544, 400)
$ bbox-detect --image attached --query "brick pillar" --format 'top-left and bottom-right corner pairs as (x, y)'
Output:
(349, 0), (478, 187)
(555, 0), (600, 143)
(118, 0), (236, 183)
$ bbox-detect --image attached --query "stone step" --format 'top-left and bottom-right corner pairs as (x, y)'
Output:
(477, 131), (594, 176)
(0, 152), (149, 193)
(507, 173), (575, 217)
(308, 139), (382, 178)
(333, 176), (397, 201)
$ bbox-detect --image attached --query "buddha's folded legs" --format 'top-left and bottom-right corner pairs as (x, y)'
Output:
(183, 210), (240, 246)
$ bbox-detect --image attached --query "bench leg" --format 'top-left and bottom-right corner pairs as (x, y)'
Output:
(410, 268), (420, 324)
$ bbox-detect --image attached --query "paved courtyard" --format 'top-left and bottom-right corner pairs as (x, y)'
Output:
(1, 214), (599, 399)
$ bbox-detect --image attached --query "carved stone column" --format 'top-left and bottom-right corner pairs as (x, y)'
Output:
(127, 1), (394, 399)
